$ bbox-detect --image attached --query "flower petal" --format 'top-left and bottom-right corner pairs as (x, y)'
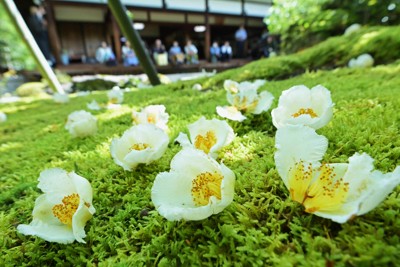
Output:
(274, 125), (328, 188)
(216, 106), (247, 122)
(252, 91), (274, 114)
(38, 168), (76, 196)
(17, 222), (76, 244)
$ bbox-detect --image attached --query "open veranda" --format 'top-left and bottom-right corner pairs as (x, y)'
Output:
(1, 25), (400, 266)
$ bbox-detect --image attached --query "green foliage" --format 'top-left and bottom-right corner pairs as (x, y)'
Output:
(0, 7), (36, 70)
(266, 0), (400, 53)
(1, 32), (400, 265)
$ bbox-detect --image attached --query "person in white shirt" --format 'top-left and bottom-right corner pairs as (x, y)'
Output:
(221, 41), (232, 62)
(96, 41), (116, 65)
(184, 40), (199, 64)
(235, 25), (247, 58)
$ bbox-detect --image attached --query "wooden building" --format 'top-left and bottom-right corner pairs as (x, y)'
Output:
(15, 0), (271, 64)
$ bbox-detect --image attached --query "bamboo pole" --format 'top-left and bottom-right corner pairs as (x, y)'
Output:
(108, 0), (160, 86)
(1, 0), (64, 93)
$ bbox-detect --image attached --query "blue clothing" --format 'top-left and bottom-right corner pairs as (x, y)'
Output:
(169, 46), (182, 55)
(210, 46), (221, 56)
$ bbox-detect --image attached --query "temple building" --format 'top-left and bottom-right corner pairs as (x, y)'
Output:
(15, 0), (271, 64)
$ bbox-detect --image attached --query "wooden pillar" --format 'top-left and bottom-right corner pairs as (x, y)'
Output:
(44, 1), (62, 64)
(204, 0), (210, 61)
(111, 14), (122, 62)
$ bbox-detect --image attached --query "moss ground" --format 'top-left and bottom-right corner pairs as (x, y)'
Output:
(1, 30), (400, 266)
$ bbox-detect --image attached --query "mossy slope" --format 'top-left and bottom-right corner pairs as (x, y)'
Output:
(189, 25), (400, 90)
(1, 57), (400, 266)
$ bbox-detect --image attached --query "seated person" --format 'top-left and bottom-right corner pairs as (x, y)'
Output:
(122, 41), (139, 66)
(210, 41), (221, 63)
(169, 41), (185, 65)
(152, 39), (168, 66)
(96, 41), (117, 66)
(184, 40), (199, 64)
(221, 41), (232, 62)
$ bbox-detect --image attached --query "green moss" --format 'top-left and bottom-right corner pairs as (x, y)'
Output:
(1, 44), (400, 265)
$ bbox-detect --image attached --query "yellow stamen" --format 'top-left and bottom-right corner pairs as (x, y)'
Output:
(288, 162), (349, 213)
(292, 108), (318, 118)
(191, 172), (223, 206)
(147, 114), (156, 124)
(194, 131), (217, 154)
(52, 193), (80, 225)
(109, 98), (118, 104)
(131, 143), (150, 151)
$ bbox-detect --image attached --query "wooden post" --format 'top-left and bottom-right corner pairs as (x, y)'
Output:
(44, 1), (62, 64)
(111, 15), (122, 63)
(204, 0), (210, 61)
(108, 0), (160, 85)
(1, 0), (64, 93)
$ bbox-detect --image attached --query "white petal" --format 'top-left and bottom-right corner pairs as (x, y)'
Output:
(72, 202), (94, 243)
(175, 132), (192, 148)
(274, 125), (328, 187)
(252, 91), (274, 114)
(70, 172), (94, 205)
(216, 106), (247, 122)
(357, 166), (400, 215)
(17, 222), (75, 244)
(38, 168), (76, 196)
(0, 112), (7, 123)
(87, 100), (101, 110)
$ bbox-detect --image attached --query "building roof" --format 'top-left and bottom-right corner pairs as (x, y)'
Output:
(52, 0), (272, 18)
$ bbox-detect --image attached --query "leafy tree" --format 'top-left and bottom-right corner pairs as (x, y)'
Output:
(266, 0), (400, 53)
(0, 7), (36, 70)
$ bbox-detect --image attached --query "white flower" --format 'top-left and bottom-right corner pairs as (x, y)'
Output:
(175, 116), (234, 158)
(132, 105), (169, 131)
(107, 86), (124, 104)
(271, 85), (333, 130)
(192, 83), (203, 91)
(87, 100), (101, 111)
(53, 93), (69, 104)
(65, 110), (97, 138)
(0, 111), (7, 123)
(217, 80), (274, 121)
(110, 124), (169, 171)
(17, 168), (95, 244)
(348, 54), (374, 68)
(274, 125), (400, 223)
(344, 23), (361, 36)
(151, 148), (235, 221)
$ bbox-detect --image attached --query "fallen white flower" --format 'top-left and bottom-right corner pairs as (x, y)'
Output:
(348, 54), (374, 68)
(110, 124), (169, 171)
(271, 85), (333, 129)
(107, 86), (124, 104)
(344, 23), (361, 36)
(87, 100), (101, 111)
(132, 105), (169, 131)
(0, 111), (7, 123)
(175, 116), (234, 158)
(151, 148), (235, 221)
(65, 110), (97, 138)
(17, 168), (95, 244)
(274, 125), (400, 223)
(53, 92), (69, 104)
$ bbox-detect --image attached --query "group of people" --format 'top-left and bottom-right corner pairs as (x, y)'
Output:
(94, 25), (252, 67)
(152, 39), (199, 66)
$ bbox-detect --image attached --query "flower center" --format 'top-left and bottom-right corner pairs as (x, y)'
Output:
(194, 131), (217, 154)
(292, 108), (318, 118)
(191, 172), (223, 206)
(52, 193), (80, 225)
(131, 143), (150, 151)
(147, 114), (156, 124)
(288, 162), (349, 213)
(109, 98), (119, 104)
